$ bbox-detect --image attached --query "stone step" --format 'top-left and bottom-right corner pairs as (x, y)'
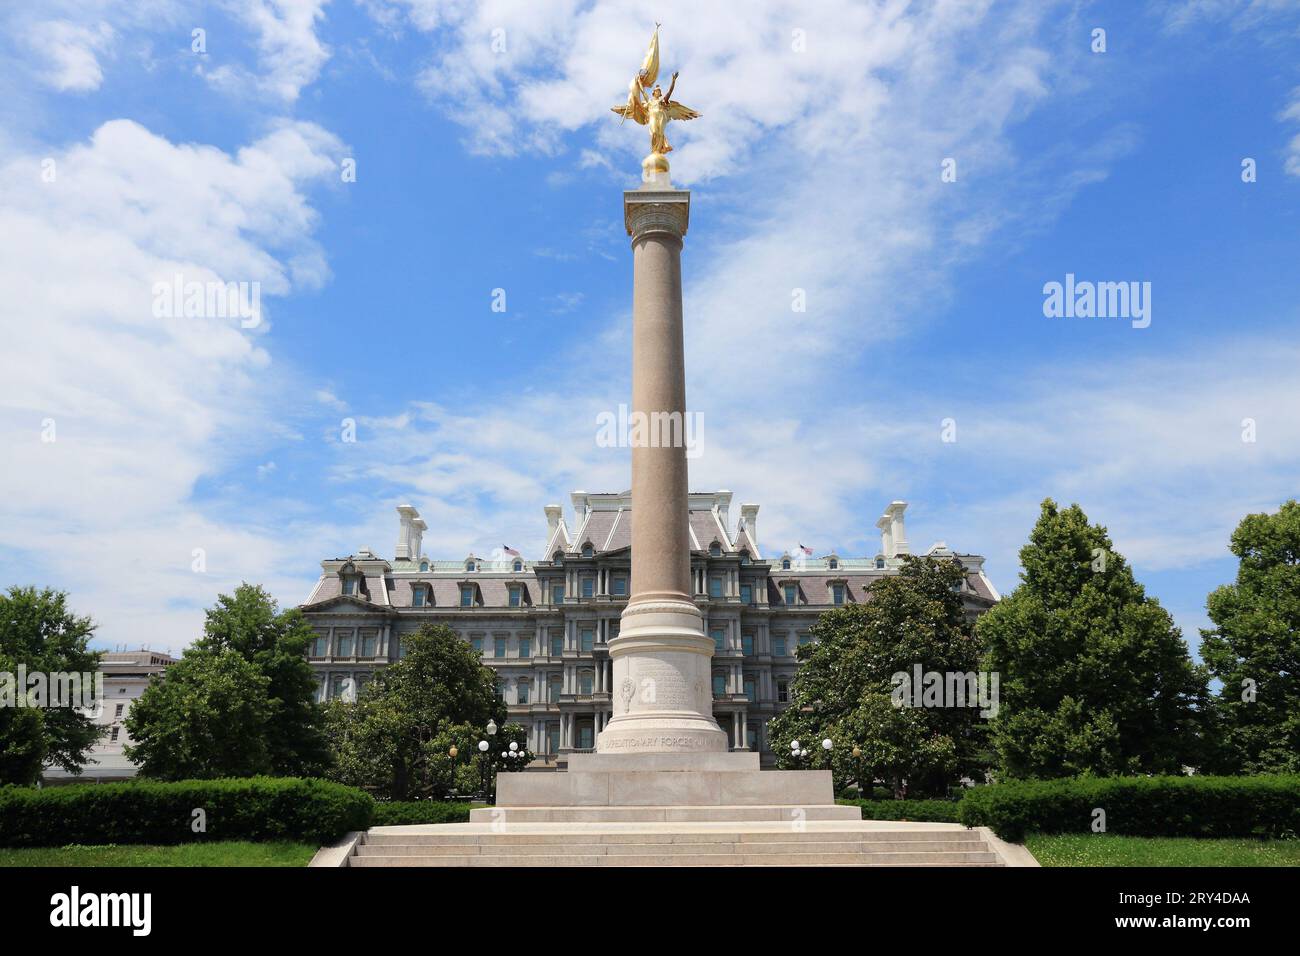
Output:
(353, 839), (988, 857)
(468, 804), (863, 823)
(348, 858), (1003, 868)
(363, 829), (982, 846)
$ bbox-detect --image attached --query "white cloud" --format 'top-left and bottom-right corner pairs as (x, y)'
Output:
(0, 119), (345, 652)
(200, 0), (333, 102)
(25, 19), (115, 92)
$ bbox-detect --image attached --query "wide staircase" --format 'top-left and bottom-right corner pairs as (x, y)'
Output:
(344, 822), (1004, 867)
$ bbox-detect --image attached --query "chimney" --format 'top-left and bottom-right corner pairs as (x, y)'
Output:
(545, 504), (563, 546)
(739, 503), (759, 553)
(395, 505), (421, 560)
(411, 517), (426, 560)
(887, 500), (909, 556)
(876, 514), (893, 557)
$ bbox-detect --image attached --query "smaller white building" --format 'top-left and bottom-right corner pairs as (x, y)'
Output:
(43, 649), (176, 784)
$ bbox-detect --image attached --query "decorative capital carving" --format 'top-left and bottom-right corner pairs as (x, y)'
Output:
(624, 190), (690, 243)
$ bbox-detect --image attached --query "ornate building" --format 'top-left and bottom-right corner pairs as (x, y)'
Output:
(299, 491), (998, 766)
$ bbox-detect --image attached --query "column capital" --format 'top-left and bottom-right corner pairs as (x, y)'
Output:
(624, 188), (690, 243)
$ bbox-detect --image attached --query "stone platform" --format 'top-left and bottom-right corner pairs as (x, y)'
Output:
(476, 753), (858, 822)
(314, 820), (1037, 867)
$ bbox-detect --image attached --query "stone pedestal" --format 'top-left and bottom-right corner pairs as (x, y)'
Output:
(596, 184), (728, 755)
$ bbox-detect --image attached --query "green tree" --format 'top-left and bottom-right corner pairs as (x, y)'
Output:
(324, 624), (507, 800)
(194, 583), (330, 776)
(125, 649), (275, 778)
(0, 587), (102, 785)
(767, 558), (988, 797)
(978, 499), (1209, 778)
(1200, 500), (1300, 774)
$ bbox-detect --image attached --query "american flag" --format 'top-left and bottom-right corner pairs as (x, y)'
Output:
(503, 544), (520, 557)
(798, 543), (813, 556)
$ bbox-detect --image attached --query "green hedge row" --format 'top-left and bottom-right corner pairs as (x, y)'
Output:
(837, 798), (961, 823)
(371, 800), (472, 826)
(958, 775), (1300, 842)
(0, 778), (374, 848)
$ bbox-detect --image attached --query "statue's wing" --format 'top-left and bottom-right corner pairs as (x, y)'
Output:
(612, 78), (648, 124)
(666, 101), (701, 121)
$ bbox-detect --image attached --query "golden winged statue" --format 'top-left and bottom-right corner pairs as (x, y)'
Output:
(611, 26), (700, 175)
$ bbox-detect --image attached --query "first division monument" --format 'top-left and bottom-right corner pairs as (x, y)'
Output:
(487, 29), (853, 816)
(598, 26), (725, 755)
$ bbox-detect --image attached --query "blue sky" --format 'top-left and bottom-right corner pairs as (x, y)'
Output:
(2, 0), (1299, 657)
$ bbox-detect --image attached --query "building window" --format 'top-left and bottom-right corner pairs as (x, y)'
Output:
(549, 675), (563, 701)
(471, 636), (483, 655)
(114, 703), (124, 718)
(612, 576), (627, 596)
(709, 576), (723, 598)
(777, 680), (789, 703)
(741, 633), (754, 656)
(798, 633), (812, 646)
(746, 725), (758, 750)
(876, 557), (886, 569)
(609, 621), (620, 641)
(419, 561), (429, 571)
(772, 636), (787, 657)
(519, 638), (531, 658)
(361, 632), (378, 657)
(832, 583), (845, 605)
(740, 583), (752, 604)
(580, 627), (594, 652)
(550, 632), (564, 656)
(709, 541), (721, 558)
(740, 550), (751, 565)
(460, 585), (474, 607)
(551, 582), (564, 604)
(336, 632), (354, 657)
(110, 726), (120, 742)
(781, 558), (791, 570)
(517, 681), (530, 704)
(495, 637), (506, 659)
(412, 587), (426, 607)
(582, 542), (594, 558)
(711, 627), (725, 653)
(581, 577), (594, 598)
(784, 584), (797, 606)
(509, 585), (522, 608)
(310, 635), (327, 657)
(579, 671), (593, 695)
(712, 673), (726, 698)
(466, 559), (476, 572)
(578, 724), (594, 749)
(548, 723), (560, 753)
(331, 675), (347, 699)
(828, 558), (838, 570)
(397, 639), (409, 659)
(342, 577), (356, 595)
(744, 678), (756, 703)
(513, 560), (523, 573)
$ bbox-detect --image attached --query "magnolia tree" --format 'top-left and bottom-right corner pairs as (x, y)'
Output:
(1201, 500), (1300, 774)
(766, 558), (989, 798)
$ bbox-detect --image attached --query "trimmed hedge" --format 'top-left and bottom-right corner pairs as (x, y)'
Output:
(837, 798), (961, 823)
(371, 800), (472, 826)
(0, 778), (374, 848)
(958, 775), (1300, 842)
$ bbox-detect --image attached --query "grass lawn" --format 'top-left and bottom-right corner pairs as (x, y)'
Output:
(0, 841), (318, 867)
(1026, 834), (1300, 867)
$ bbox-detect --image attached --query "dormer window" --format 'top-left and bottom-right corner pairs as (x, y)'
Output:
(876, 557), (886, 569)
(709, 541), (722, 558)
(553, 550), (564, 562)
(509, 585), (523, 608)
(831, 583), (845, 605)
(342, 577), (357, 595)
(581, 542), (594, 558)
(781, 557), (791, 571)
(828, 557), (839, 570)
(419, 561), (429, 572)
(784, 584), (798, 606)
(465, 558), (477, 572)
(460, 584), (476, 607)
(739, 550), (751, 565)
(512, 559), (523, 573)
(411, 584), (431, 608)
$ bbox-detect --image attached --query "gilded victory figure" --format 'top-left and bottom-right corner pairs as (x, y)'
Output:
(611, 26), (700, 177)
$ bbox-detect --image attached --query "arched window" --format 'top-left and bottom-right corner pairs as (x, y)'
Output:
(465, 559), (476, 572)
(418, 561), (428, 572)
(553, 550), (564, 562)
(828, 558), (838, 570)
(781, 557), (791, 571)
(581, 542), (594, 558)
(739, 550), (751, 565)
(512, 559), (523, 573)
(875, 557), (885, 569)
(709, 541), (722, 558)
